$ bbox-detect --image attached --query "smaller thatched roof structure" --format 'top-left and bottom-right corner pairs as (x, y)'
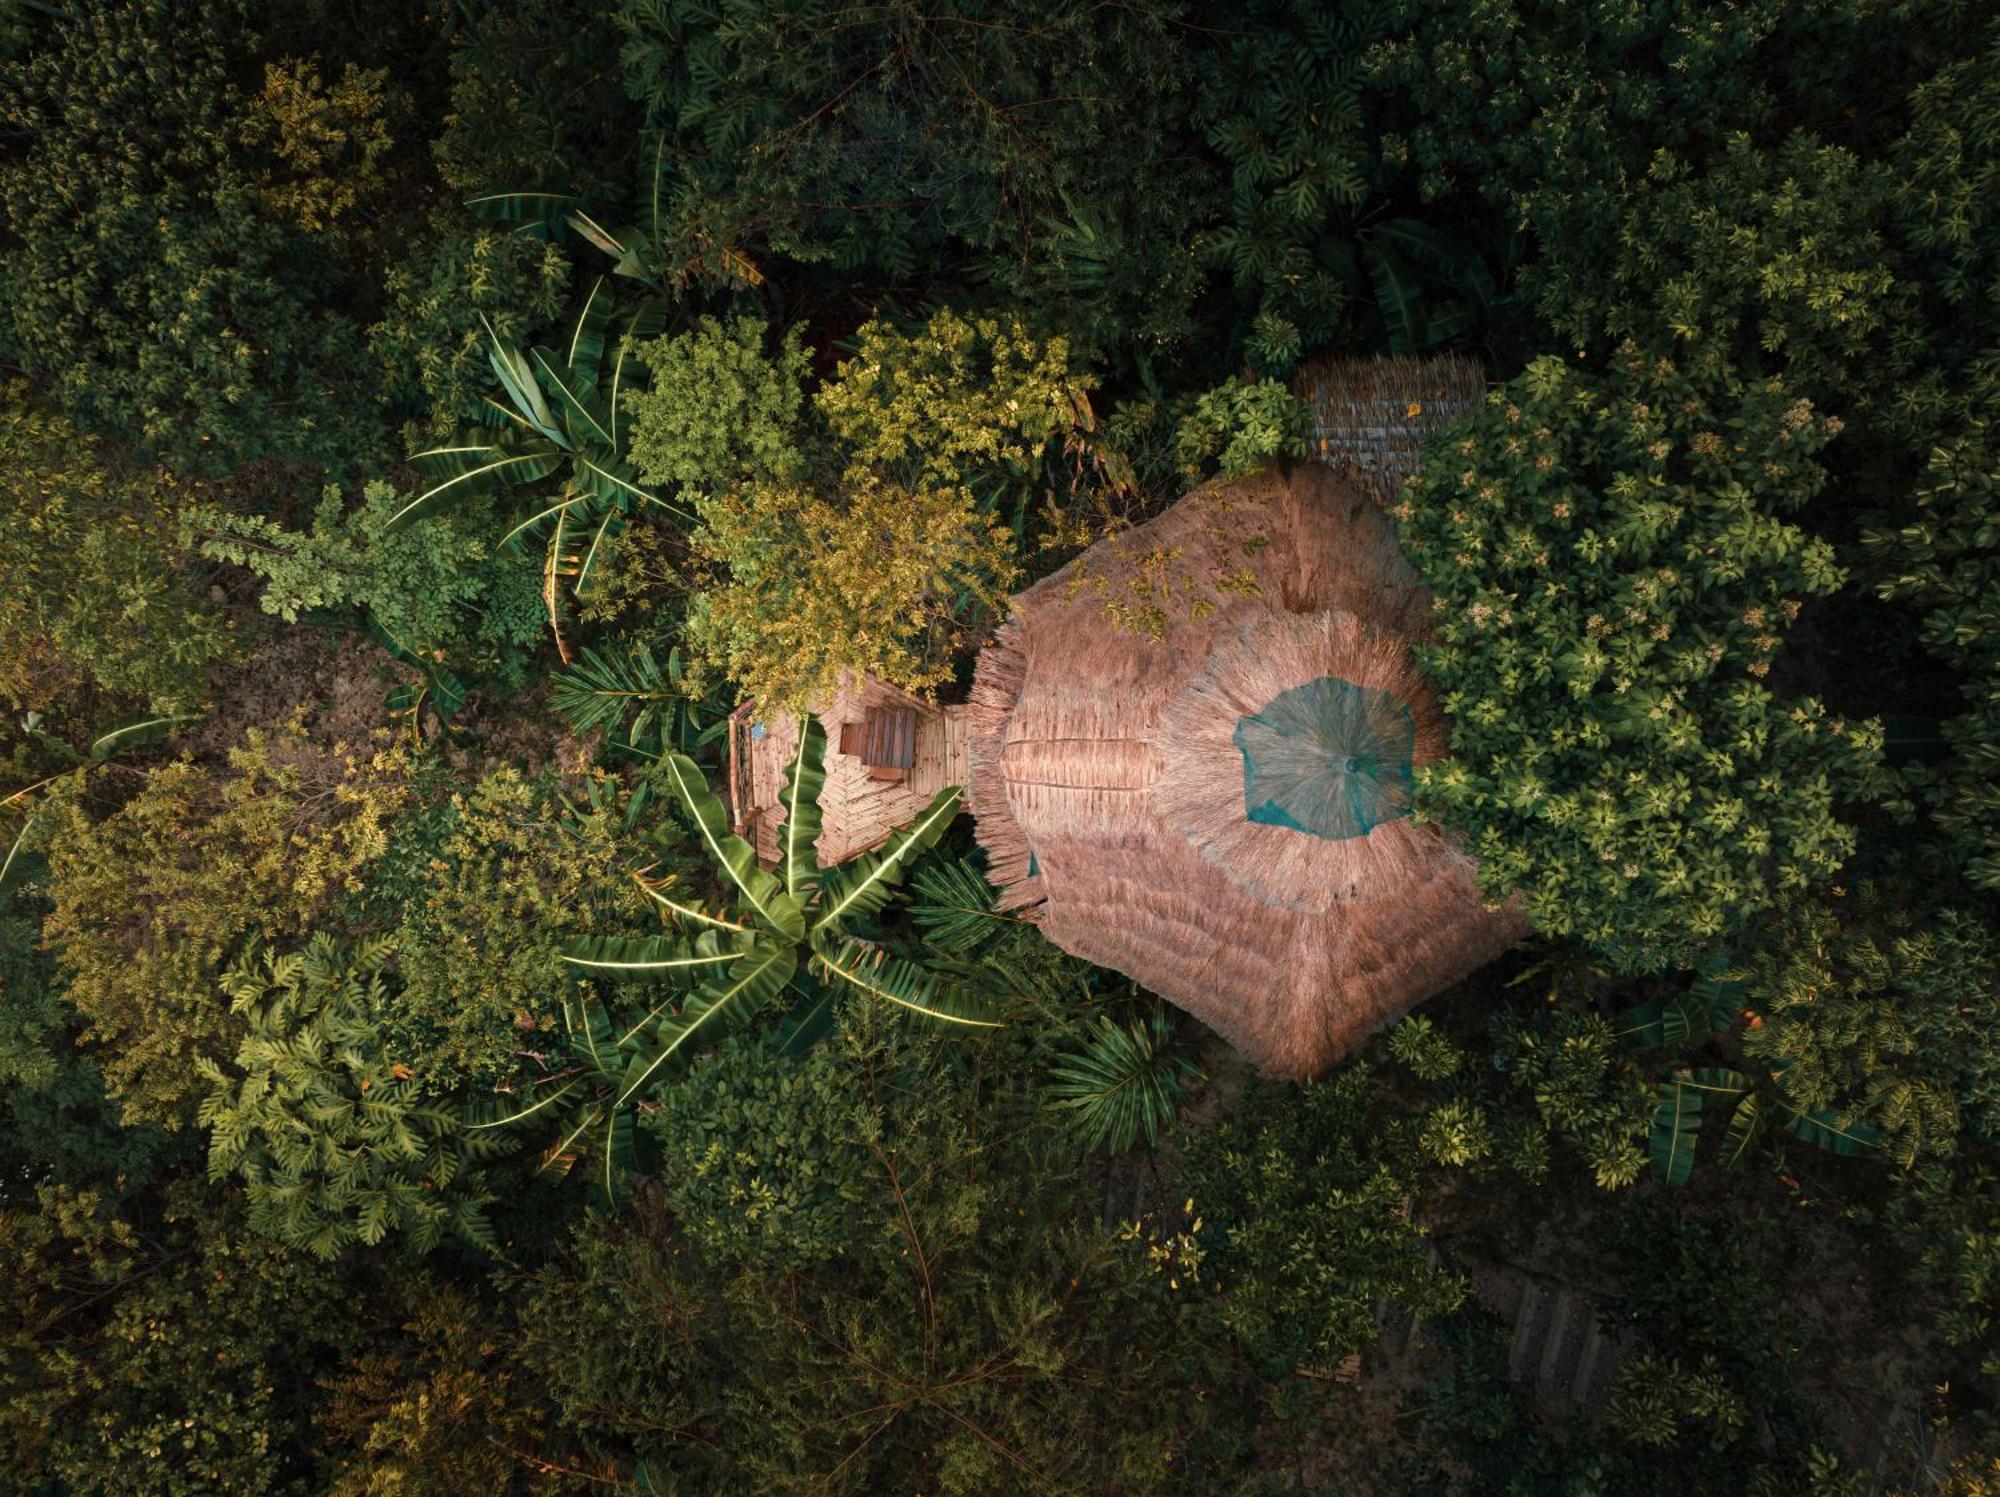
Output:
(1296, 352), (1485, 509)
(967, 453), (1524, 1078)
(728, 678), (970, 870)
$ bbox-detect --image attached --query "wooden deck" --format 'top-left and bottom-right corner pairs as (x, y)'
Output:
(730, 677), (970, 869)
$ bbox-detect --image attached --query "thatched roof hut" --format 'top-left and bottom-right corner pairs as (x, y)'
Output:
(728, 678), (970, 869)
(966, 452), (1525, 1078)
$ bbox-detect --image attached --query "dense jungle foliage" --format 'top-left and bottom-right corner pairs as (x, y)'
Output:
(2, 1), (1997, 1492)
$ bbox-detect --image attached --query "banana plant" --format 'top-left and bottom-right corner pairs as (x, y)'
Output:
(1327, 218), (1507, 356)
(387, 282), (683, 659)
(1646, 1065), (1884, 1186)
(466, 133), (765, 294)
(469, 720), (995, 1206)
(1622, 975), (1884, 1184)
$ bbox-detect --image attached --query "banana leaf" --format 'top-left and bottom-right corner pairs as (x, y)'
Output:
(1649, 1076), (1704, 1186)
(87, 711), (197, 762)
(657, 752), (805, 940)
(812, 784), (964, 933)
(0, 815), (37, 897)
(1779, 1103), (1883, 1156)
(564, 275), (616, 378)
(1363, 242), (1426, 354)
(808, 934), (1001, 1029)
(531, 346), (615, 448)
(1372, 218), (1499, 313)
(464, 189), (578, 239)
(776, 717), (827, 899)
(614, 941), (798, 1107)
(559, 932), (744, 977)
(391, 442), (563, 530)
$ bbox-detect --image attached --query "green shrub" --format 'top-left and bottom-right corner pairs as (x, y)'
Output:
(1172, 376), (1312, 481)
(645, 1030), (874, 1270)
(1397, 347), (1887, 972)
(435, 0), (638, 197)
(188, 480), (545, 679)
(1182, 1065), (1466, 1367)
(0, 862), (175, 1188)
(1192, 0), (1377, 371)
(1881, 1159), (2000, 1387)
(0, 1181), (354, 1496)
(517, 1019), (1243, 1493)
(0, 399), (232, 715)
(1864, 425), (2000, 893)
(688, 471), (1019, 709)
(612, 0), (1200, 311)
(316, 1275), (556, 1497)
(1740, 885), (2000, 1164)
(626, 315), (809, 494)
(681, 310), (1074, 707)
(387, 769), (632, 1091)
(40, 733), (408, 1127)
(370, 219), (573, 437)
(1489, 1008), (1654, 1189)
(1370, 0), (1928, 334)
(1527, 133), (1901, 413)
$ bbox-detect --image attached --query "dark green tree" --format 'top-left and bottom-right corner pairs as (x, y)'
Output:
(1397, 347), (1888, 971)
(0, 1), (388, 473)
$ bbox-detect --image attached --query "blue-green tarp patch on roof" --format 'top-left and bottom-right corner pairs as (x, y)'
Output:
(1234, 676), (1415, 840)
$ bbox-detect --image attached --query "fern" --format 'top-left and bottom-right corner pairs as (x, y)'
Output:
(199, 935), (505, 1259)
(909, 854), (1020, 955)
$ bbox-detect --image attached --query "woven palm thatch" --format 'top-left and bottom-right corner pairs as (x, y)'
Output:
(1296, 352), (1486, 509)
(967, 459), (1524, 1078)
(728, 677), (970, 869)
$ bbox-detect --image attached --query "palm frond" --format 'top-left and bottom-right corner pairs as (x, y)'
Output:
(908, 854), (1023, 956)
(1047, 1008), (1200, 1154)
(549, 640), (694, 749)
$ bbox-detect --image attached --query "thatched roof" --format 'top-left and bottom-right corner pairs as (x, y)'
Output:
(1296, 352), (1486, 509)
(967, 459), (1525, 1078)
(728, 678), (970, 869)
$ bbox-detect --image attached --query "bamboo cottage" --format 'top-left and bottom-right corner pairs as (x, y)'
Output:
(727, 677), (970, 869)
